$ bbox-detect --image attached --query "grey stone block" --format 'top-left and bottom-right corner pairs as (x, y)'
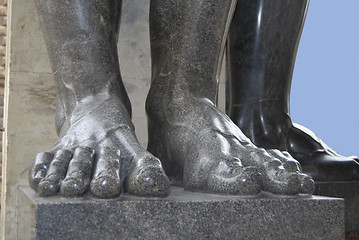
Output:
(18, 186), (344, 240)
(314, 181), (359, 232)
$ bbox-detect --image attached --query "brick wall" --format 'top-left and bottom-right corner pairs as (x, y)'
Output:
(0, 0), (6, 203)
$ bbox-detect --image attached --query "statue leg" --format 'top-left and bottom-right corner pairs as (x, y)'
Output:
(147, 0), (314, 194)
(227, 0), (359, 181)
(29, 0), (170, 198)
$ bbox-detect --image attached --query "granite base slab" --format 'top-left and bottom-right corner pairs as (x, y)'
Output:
(314, 181), (359, 233)
(18, 186), (344, 240)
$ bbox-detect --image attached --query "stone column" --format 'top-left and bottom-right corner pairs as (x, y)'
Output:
(0, 0), (7, 205)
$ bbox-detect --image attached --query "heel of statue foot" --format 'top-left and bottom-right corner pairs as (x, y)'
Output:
(125, 153), (170, 197)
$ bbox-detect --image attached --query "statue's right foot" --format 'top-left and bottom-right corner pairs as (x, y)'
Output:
(29, 95), (170, 198)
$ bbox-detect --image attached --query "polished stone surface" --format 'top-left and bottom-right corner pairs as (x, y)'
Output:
(2, 0), (159, 237)
(227, 0), (359, 182)
(314, 181), (359, 232)
(19, 186), (344, 240)
(147, 0), (314, 196)
(29, 0), (314, 199)
(29, 0), (171, 198)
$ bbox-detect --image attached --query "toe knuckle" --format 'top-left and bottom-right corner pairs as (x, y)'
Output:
(75, 146), (95, 156)
(55, 149), (73, 159)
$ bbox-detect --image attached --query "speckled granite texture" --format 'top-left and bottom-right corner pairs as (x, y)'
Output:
(314, 182), (359, 232)
(18, 186), (344, 240)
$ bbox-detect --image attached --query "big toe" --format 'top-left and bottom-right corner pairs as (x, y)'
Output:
(261, 164), (302, 195)
(125, 154), (170, 197)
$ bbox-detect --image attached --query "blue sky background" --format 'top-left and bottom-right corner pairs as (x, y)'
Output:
(291, 0), (359, 156)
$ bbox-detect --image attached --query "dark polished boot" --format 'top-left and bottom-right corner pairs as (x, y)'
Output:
(227, 0), (359, 181)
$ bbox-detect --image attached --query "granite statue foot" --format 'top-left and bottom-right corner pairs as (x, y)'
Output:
(29, 95), (170, 198)
(148, 0), (313, 195)
(146, 92), (314, 195)
(31, 0), (170, 198)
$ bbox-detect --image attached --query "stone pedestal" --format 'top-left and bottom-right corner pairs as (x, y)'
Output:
(18, 186), (344, 240)
(314, 181), (359, 233)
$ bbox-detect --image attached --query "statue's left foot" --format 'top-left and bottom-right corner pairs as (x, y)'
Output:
(147, 90), (314, 195)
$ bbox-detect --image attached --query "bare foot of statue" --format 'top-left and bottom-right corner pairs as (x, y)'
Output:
(227, 0), (359, 182)
(147, 85), (313, 195)
(30, 0), (315, 198)
(29, 94), (170, 198)
(147, 0), (314, 195)
(29, 0), (170, 198)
